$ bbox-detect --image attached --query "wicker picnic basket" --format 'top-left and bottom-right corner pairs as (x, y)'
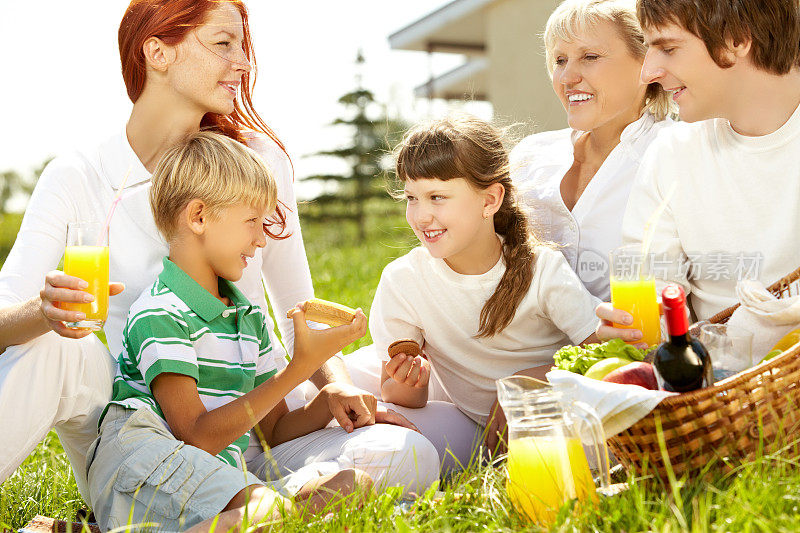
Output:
(607, 266), (800, 481)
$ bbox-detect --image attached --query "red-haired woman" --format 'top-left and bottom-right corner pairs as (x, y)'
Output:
(0, 0), (437, 528)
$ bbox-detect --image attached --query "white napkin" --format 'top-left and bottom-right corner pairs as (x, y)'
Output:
(546, 369), (675, 439)
(726, 280), (800, 361)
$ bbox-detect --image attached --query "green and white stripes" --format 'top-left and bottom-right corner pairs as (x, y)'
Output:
(105, 258), (277, 468)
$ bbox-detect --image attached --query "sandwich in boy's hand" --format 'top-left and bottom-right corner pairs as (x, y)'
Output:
(287, 298), (359, 327)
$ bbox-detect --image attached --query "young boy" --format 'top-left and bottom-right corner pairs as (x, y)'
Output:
(597, 0), (800, 344)
(86, 132), (371, 532)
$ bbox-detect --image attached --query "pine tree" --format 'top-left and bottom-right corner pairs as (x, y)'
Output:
(303, 51), (407, 242)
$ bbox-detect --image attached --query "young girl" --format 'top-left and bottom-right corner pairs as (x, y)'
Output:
(370, 115), (600, 466)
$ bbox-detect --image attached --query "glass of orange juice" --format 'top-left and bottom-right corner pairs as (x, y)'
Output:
(609, 244), (661, 347)
(60, 222), (109, 331)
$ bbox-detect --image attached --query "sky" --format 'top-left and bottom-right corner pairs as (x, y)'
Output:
(0, 1), (490, 199)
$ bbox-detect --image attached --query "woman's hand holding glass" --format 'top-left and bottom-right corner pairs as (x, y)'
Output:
(40, 270), (124, 339)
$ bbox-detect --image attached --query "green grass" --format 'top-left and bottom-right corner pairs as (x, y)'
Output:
(2, 211), (800, 531)
(0, 213), (23, 263)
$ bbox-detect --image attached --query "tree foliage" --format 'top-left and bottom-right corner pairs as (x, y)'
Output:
(303, 52), (407, 241)
(1, 158), (48, 216)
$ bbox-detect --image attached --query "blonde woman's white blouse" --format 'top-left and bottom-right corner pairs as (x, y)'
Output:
(510, 113), (674, 301)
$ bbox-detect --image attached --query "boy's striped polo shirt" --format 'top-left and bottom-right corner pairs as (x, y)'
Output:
(106, 257), (277, 467)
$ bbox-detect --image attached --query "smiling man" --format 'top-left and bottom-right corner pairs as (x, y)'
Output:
(596, 0), (800, 343)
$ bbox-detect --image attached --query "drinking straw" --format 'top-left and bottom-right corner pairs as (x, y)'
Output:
(97, 166), (132, 246)
(639, 181), (678, 260)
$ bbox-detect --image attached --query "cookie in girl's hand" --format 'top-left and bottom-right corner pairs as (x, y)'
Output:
(388, 339), (422, 359)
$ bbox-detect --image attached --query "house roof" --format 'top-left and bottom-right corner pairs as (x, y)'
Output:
(413, 57), (488, 100)
(389, 0), (494, 54)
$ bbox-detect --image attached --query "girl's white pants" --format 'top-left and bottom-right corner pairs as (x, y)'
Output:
(342, 345), (484, 472)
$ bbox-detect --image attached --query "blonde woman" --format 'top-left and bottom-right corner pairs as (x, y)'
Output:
(511, 0), (675, 301)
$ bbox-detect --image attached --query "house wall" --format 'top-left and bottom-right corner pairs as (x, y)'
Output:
(486, 0), (565, 134)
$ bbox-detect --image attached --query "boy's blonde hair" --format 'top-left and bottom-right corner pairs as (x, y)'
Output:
(544, 0), (676, 121)
(150, 131), (277, 241)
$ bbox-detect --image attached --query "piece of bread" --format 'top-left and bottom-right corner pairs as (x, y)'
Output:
(286, 298), (357, 327)
(387, 339), (422, 359)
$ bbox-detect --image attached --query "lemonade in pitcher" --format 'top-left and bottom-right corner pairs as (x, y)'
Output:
(506, 436), (596, 524)
(496, 376), (609, 526)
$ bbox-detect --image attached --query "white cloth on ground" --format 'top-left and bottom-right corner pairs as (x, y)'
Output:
(726, 280), (800, 361)
(621, 104), (800, 321)
(510, 113), (674, 301)
(370, 245), (600, 425)
(546, 369), (674, 438)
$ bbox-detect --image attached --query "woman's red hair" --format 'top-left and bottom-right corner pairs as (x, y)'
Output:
(119, 0), (289, 239)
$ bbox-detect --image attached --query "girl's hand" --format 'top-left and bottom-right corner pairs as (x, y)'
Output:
(375, 406), (420, 432)
(39, 270), (124, 339)
(384, 352), (430, 388)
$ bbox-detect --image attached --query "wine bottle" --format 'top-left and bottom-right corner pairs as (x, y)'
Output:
(653, 284), (712, 392)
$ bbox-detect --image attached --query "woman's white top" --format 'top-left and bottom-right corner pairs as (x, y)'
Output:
(369, 245), (600, 425)
(510, 113), (674, 301)
(0, 128), (313, 360)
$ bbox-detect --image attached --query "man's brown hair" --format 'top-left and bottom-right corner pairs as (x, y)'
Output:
(638, 0), (800, 75)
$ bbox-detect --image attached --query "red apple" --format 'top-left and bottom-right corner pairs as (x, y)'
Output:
(602, 362), (658, 390)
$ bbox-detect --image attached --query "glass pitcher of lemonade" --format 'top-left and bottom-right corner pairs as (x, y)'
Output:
(496, 376), (610, 525)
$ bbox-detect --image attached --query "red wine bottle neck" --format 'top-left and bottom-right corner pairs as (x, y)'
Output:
(667, 331), (690, 346)
(662, 285), (690, 337)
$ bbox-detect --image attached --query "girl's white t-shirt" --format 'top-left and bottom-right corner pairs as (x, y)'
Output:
(369, 244), (600, 425)
(0, 128), (313, 361)
(510, 113), (674, 301)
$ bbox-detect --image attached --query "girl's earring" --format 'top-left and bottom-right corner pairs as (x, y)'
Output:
(483, 211), (489, 220)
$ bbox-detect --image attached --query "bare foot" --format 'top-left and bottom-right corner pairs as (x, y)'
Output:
(294, 468), (374, 515)
(185, 485), (292, 532)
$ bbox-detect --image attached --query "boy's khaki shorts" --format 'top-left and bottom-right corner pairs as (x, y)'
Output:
(86, 406), (282, 532)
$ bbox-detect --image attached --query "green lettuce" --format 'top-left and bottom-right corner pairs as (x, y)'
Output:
(553, 338), (648, 375)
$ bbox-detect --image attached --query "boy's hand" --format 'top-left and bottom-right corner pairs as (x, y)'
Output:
(385, 352), (430, 388)
(289, 303), (367, 376)
(319, 382), (377, 433)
